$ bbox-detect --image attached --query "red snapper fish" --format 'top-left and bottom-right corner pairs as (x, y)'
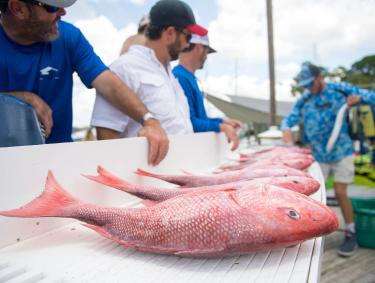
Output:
(0, 171), (338, 257)
(84, 166), (320, 202)
(219, 157), (315, 171)
(135, 165), (313, 187)
(240, 146), (312, 158)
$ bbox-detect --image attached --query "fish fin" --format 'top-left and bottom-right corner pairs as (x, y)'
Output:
(180, 169), (193, 175)
(83, 166), (133, 192)
(0, 171), (77, 218)
(134, 168), (158, 178)
(175, 247), (226, 257)
(82, 223), (136, 248)
(141, 200), (159, 207)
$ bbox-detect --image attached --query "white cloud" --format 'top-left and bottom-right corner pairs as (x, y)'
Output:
(74, 16), (136, 65)
(204, 74), (295, 102)
(130, 0), (147, 5)
(71, 16), (137, 128)
(68, 0), (375, 128)
(202, 0), (375, 104)
(209, 0), (375, 64)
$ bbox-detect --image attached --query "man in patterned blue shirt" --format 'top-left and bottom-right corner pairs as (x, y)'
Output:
(281, 62), (375, 257)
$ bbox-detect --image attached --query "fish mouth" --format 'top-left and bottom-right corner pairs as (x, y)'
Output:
(311, 204), (339, 231)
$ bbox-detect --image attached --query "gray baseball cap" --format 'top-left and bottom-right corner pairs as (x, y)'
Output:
(38, 0), (77, 8)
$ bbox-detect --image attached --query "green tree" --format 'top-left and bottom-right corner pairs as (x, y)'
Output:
(290, 56), (375, 96)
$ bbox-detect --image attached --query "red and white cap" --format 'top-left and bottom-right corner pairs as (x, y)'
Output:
(190, 34), (216, 53)
(186, 25), (208, 36)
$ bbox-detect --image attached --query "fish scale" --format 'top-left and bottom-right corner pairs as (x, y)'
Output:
(135, 165), (312, 187)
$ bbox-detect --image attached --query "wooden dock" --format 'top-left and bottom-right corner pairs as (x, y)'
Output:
(321, 185), (375, 283)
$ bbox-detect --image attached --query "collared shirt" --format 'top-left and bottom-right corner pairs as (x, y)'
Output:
(91, 45), (193, 137)
(281, 82), (375, 163)
(0, 21), (108, 143)
(173, 64), (223, 132)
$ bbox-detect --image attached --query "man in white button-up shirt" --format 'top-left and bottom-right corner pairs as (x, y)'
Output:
(91, 0), (208, 139)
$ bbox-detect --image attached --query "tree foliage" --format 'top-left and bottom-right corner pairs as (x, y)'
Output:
(291, 55), (375, 96)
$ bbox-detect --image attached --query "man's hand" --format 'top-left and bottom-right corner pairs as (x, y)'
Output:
(3, 92), (53, 137)
(223, 118), (242, 130)
(282, 129), (294, 145)
(138, 118), (169, 166)
(346, 95), (361, 107)
(220, 123), (239, 151)
(29, 94), (53, 138)
(93, 71), (169, 165)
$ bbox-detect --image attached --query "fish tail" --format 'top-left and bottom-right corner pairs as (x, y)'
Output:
(0, 171), (78, 218)
(83, 166), (136, 193)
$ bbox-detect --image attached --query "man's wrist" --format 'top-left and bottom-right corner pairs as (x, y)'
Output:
(140, 112), (155, 126)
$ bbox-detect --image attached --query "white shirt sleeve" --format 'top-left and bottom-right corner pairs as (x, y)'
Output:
(90, 58), (140, 135)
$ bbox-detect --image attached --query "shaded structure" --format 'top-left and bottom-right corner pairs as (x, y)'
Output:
(206, 93), (294, 134)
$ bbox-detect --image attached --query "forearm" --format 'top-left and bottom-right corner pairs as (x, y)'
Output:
(92, 71), (148, 124)
(96, 127), (121, 140)
(191, 117), (221, 133)
(0, 91), (36, 104)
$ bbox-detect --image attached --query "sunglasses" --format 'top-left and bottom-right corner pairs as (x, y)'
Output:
(303, 81), (314, 90)
(20, 0), (60, 13)
(175, 28), (192, 42)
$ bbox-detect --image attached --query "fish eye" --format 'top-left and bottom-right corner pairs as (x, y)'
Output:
(287, 209), (300, 220)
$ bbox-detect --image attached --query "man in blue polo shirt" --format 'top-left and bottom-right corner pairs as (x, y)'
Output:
(173, 33), (241, 150)
(0, 0), (168, 165)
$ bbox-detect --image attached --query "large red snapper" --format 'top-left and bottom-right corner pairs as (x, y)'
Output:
(84, 166), (320, 201)
(219, 157), (315, 171)
(135, 165), (312, 187)
(0, 171), (337, 257)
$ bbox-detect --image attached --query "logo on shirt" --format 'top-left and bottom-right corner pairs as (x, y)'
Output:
(40, 66), (59, 80)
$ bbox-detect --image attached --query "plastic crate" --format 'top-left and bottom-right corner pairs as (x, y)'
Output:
(350, 198), (375, 249)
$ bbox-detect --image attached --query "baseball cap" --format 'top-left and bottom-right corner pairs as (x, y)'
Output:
(38, 0), (77, 8)
(138, 14), (150, 29)
(190, 34), (216, 53)
(296, 62), (322, 88)
(149, 0), (208, 36)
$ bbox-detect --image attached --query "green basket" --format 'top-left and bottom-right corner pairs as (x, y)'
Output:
(350, 198), (375, 249)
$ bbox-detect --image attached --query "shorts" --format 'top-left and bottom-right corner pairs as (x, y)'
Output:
(319, 155), (355, 184)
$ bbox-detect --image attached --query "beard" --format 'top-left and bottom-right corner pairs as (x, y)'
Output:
(167, 37), (181, 61)
(24, 9), (60, 42)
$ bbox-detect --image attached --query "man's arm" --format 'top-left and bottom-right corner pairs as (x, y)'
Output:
(280, 98), (306, 145)
(220, 123), (239, 151)
(91, 70), (169, 166)
(0, 91), (53, 137)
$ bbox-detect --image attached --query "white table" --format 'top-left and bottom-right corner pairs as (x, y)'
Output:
(0, 134), (326, 283)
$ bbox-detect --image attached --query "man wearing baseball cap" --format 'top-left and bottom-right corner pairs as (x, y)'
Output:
(0, 0), (169, 165)
(120, 14), (150, 55)
(92, 0), (207, 139)
(173, 33), (241, 151)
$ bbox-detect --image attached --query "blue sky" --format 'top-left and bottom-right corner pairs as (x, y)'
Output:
(64, 0), (375, 127)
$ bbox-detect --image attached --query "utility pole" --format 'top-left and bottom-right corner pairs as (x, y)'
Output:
(234, 57), (238, 95)
(266, 0), (276, 126)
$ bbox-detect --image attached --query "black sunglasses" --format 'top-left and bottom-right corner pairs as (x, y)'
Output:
(20, 0), (60, 13)
(175, 27), (192, 42)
